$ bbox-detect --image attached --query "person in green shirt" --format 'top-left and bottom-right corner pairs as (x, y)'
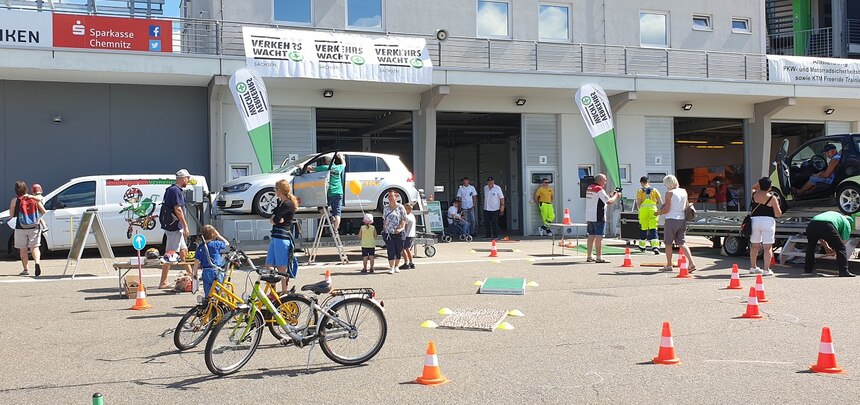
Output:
(314, 153), (346, 231)
(805, 211), (856, 277)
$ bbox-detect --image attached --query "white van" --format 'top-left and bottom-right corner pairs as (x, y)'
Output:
(1, 175), (209, 256)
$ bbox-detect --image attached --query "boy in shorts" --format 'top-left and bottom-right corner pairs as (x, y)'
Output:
(400, 204), (417, 270)
(359, 213), (377, 273)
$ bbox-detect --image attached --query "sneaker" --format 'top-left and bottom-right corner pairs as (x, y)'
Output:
(638, 246), (646, 252)
(361, 268), (368, 274)
(399, 264), (410, 270)
(408, 263), (415, 269)
(761, 269), (774, 276)
(388, 268), (395, 274)
(18, 269), (29, 276)
(749, 267), (762, 274)
(192, 278), (199, 294)
(659, 265), (673, 272)
(652, 248), (660, 255)
(394, 267), (401, 273)
(35, 264), (41, 277)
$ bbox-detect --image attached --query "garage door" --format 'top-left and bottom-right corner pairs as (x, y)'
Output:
(644, 117), (674, 196)
(826, 121), (852, 136)
(523, 114), (559, 235)
(272, 107), (315, 167)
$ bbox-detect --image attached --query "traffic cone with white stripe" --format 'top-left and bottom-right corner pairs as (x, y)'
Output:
(488, 240), (498, 257)
(675, 255), (692, 279)
(810, 327), (845, 374)
(651, 321), (680, 365)
(621, 247), (633, 268)
(754, 274), (769, 303)
(740, 287), (763, 319)
(415, 341), (449, 385)
(563, 208), (571, 225)
(725, 264), (743, 290)
(129, 283), (153, 310)
(324, 270), (332, 284)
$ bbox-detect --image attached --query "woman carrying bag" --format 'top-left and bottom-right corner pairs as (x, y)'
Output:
(746, 177), (782, 275)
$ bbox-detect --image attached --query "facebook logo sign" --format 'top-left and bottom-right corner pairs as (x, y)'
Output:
(149, 40), (162, 52)
(149, 25), (161, 38)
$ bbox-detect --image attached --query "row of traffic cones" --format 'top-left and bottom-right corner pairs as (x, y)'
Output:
(653, 322), (844, 373)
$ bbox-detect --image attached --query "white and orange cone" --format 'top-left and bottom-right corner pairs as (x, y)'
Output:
(621, 247), (633, 268)
(562, 208), (571, 225)
(810, 327), (845, 374)
(415, 341), (449, 385)
(740, 287), (763, 319)
(129, 283), (153, 310)
(651, 321), (681, 365)
(725, 264), (743, 290)
(754, 274), (769, 303)
(675, 255), (691, 279)
(488, 240), (498, 257)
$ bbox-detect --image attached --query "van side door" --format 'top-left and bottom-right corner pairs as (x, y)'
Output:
(46, 181), (98, 249)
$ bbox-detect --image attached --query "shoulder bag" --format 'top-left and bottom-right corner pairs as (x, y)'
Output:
(740, 195), (773, 237)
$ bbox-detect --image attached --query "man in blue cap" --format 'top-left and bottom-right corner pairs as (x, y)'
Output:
(805, 210), (856, 277)
(794, 143), (840, 196)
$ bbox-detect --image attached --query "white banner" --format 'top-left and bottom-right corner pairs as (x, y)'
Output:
(768, 55), (860, 86)
(575, 84), (614, 138)
(0, 10), (53, 48)
(228, 68), (271, 132)
(243, 27), (433, 84)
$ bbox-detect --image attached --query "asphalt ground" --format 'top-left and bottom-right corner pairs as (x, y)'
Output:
(0, 237), (858, 404)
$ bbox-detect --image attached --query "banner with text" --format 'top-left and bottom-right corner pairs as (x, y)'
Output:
(767, 55), (860, 86)
(53, 14), (172, 53)
(243, 27), (432, 84)
(0, 10), (53, 48)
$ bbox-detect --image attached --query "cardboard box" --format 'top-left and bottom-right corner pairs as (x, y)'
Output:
(124, 275), (146, 299)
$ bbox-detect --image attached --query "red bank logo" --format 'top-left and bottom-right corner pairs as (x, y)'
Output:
(53, 14), (172, 52)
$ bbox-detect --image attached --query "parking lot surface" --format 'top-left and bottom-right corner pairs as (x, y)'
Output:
(0, 237), (858, 404)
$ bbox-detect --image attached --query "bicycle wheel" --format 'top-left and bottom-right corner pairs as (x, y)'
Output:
(268, 294), (317, 341)
(174, 303), (223, 351)
(204, 308), (264, 376)
(319, 298), (387, 365)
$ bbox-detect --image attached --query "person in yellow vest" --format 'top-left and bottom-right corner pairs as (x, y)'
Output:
(534, 178), (555, 236)
(636, 176), (662, 254)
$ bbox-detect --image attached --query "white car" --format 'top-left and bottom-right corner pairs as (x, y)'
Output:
(217, 151), (421, 216)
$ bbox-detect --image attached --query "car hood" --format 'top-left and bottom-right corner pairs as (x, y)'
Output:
(221, 172), (296, 189)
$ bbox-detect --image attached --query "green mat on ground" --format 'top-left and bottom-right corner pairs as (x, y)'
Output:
(479, 277), (526, 295)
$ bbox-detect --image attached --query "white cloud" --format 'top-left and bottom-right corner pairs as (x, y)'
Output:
(640, 13), (668, 46)
(477, 1), (509, 37)
(539, 6), (569, 40)
(351, 15), (382, 29)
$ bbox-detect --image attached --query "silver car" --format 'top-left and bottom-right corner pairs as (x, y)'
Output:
(217, 151), (421, 216)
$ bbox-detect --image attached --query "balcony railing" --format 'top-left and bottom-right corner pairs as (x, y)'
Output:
(4, 0), (164, 17)
(1, 7), (768, 82)
(767, 27), (833, 57)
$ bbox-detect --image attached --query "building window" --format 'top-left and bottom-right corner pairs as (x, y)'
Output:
(640, 11), (669, 48)
(578, 165), (593, 179)
(619, 164), (632, 183)
(731, 17), (751, 34)
(692, 14), (711, 31)
(231, 164), (251, 179)
(539, 4), (569, 41)
(274, 0), (312, 25)
(347, 0), (383, 30)
(477, 0), (510, 38)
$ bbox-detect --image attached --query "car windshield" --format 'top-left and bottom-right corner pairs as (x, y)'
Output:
(790, 141), (842, 167)
(271, 154), (318, 173)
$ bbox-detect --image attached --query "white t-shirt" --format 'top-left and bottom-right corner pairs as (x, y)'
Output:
(457, 185), (477, 209)
(405, 213), (417, 237)
(585, 184), (610, 222)
(664, 188), (688, 220)
(447, 205), (462, 220)
(483, 185), (505, 211)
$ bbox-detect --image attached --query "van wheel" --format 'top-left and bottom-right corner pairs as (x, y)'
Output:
(723, 236), (748, 257)
(253, 188), (279, 217)
(378, 189), (406, 212)
(837, 183), (860, 215)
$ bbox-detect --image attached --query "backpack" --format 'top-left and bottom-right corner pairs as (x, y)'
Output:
(159, 185), (181, 231)
(15, 196), (40, 229)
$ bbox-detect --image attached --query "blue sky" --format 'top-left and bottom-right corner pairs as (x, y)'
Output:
(164, 0), (180, 17)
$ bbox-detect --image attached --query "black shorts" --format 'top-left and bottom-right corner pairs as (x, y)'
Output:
(403, 237), (414, 250)
(361, 247), (375, 257)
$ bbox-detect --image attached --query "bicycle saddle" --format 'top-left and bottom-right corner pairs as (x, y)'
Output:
(260, 274), (284, 284)
(301, 280), (332, 295)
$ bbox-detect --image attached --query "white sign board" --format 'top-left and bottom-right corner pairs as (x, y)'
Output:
(0, 10), (53, 48)
(767, 55), (860, 86)
(243, 27), (433, 84)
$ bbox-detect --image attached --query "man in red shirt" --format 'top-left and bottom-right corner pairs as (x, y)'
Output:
(714, 177), (728, 211)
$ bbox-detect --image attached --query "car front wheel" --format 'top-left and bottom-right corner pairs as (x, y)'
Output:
(378, 188), (407, 212)
(253, 188), (280, 217)
(837, 183), (860, 215)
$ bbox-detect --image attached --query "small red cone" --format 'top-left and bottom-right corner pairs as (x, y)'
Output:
(754, 274), (769, 303)
(651, 321), (681, 365)
(740, 287), (763, 319)
(725, 264), (743, 289)
(621, 247), (633, 268)
(415, 341), (449, 385)
(770, 254), (778, 268)
(562, 208), (571, 225)
(129, 283), (153, 310)
(488, 240), (498, 257)
(675, 255), (691, 278)
(810, 327), (845, 374)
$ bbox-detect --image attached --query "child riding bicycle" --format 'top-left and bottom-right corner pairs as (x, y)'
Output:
(194, 225), (230, 296)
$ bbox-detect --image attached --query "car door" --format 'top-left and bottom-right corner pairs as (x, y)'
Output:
(344, 154), (380, 208)
(774, 139), (791, 197)
(46, 180), (98, 249)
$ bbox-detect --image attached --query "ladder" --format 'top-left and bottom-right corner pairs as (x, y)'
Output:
(307, 207), (349, 265)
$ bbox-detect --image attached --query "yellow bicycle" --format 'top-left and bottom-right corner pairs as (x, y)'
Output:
(173, 244), (311, 351)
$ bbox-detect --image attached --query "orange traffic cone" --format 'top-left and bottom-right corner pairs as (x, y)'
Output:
(621, 247), (633, 268)
(129, 283), (153, 310)
(740, 287), (763, 319)
(754, 274), (769, 303)
(488, 240), (498, 257)
(415, 341), (449, 385)
(725, 264), (743, 289)
(651, 321), (681, 365)
(324, 270), (332, 285)
(675, 255), (691, 279)
(770, 254), (778, 268)
(810, 327), (845, 374)
(563, 208), (571, 225)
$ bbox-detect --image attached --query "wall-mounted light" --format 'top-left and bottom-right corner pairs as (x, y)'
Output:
(824, 108), (835, 115)
(323, 89), (334, 98)
(515, 98), (527, 106)
(682, 103), (693, 111)
(52, 115), (63, 124)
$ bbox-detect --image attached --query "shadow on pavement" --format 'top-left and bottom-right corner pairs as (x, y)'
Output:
(127, 312), (183, 320)
(79, 287), (127, 301)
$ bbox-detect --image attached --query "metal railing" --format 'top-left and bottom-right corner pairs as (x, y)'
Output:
(767, 27), (833, 57)
(4, 0), (164, 17)
(0, 6), (767, 81)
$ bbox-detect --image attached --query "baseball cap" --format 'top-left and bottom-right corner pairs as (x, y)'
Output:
(487, 176), (494, 181)
(176, 169), (191, 178)
(823, 144), (837, 152)
(639, 176), (648, 183)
